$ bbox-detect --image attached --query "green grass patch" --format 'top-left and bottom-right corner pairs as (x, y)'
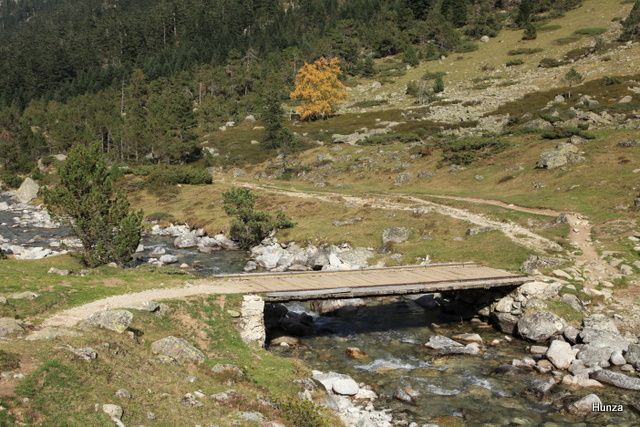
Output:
(0, 350), (20, 371)
(573, 27), (607, 36)
(545, 300), (584, 323)
(553, 35), (582, 45)
(348, 99), (388, 109)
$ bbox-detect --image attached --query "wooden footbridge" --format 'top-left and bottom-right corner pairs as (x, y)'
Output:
(212, 262), (531, 302)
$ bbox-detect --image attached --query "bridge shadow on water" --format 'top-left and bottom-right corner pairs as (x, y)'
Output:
(265, 289), (512, 341)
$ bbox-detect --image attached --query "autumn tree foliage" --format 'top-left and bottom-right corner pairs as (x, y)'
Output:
(290, 57), (347, 121)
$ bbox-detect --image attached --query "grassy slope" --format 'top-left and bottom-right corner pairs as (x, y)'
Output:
(1, 296), (334, 426)
(0, 256), (186, 322)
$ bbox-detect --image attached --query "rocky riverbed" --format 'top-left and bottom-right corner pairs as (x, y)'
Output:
(267, 294), (640, 426)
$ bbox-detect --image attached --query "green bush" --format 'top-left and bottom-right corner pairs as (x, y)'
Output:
(602, 76), (623, 86)
(506, 59), (525, 67)
(455, 40), (479, 53)
(433, 75), (445, 94)
(523, 23), (537, 40)
(574, 27), (607, 36)
(279, 399), (331, 427)
(0, 350), (20, 371)
(361, 132), (422, 146)
(541, 128), (595, 140)
(146, 165), (212, 187)
(0, 173), (23, 189)
(508, 48), (544, 56)
(539, 58), (566, 68)
(440, 138), (508, 166)
(222, 187), (294, 249)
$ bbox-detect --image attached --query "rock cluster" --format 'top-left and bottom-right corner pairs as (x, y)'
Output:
(536, 142), (585, 170)
(310, 370), (391, 427)
(250, 237), (373, 272)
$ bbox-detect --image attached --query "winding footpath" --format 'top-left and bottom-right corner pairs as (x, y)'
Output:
(32, 184), (616, 332)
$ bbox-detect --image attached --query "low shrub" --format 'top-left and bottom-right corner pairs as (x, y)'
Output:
(539, 57), (566, 68)
(574, 27), (607, 36)
(146, 165), (212, 187)
(506, 59), (525, 67)
(455, 40), (479, 53)
(508, 48), (544, 56)
(439, 138), (509, 166)
(361, 132), (422, 146)
(602, 76), (623, 86)
(541, 128), (595, 140)
(0, 173), (23, 189)
(279, 398), (331, 427)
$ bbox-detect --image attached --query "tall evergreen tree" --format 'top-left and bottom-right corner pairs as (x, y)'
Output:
(43, 143), (143, 267)
(516, 0), (535, 28)
(621, 0), (640, 42)
(262, 90), (294, 151)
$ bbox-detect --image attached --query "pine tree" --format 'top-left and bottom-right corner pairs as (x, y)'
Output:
(403, 44), (420, 67)
(516, 0), (535, 28)
(433, 75), (445, 94)
(43, 143), (143, 267)
(262, 90), (294, 151)
(564, 68), (583, 98)
(523, 23), (537, 40)
(621, 0), (640, 42)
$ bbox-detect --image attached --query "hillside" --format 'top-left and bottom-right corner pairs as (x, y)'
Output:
(1, 0), (640, 426)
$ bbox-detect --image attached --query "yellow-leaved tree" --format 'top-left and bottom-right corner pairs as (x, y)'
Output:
(290, 57), (347, 121)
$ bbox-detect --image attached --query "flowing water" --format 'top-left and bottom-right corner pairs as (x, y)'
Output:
(0, 193), (247, 274)
(270, 299), (640, 426)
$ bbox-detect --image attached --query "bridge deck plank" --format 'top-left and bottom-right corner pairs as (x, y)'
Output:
(201, 263), (530, 301)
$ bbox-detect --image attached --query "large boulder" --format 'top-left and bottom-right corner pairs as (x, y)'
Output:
(566, 394), (601, 415)
(546, 340), (576, 369)
(424, 335), (481, 356)
(15, 178), (39, 204)
(311, 371), (359, 396)
(251, 240), (287, 270)
(151, 336), (205, 364)
(492, 312), (519, 334)
(517, 311), (566, 342)
(87, 310), (133, 333)
(590, 370), (640, 390)
(536, 143), (584, 170)
(0, 317), (25, 338)
(173, 233), (199, 249)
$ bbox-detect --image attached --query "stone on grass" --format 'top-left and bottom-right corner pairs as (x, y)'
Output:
(382, 227), (410, 247)
(10, 291), (39, 300)
(0, 318), (25, 338)
(25, 327), (80, 341)
(151, 336), (205, 365)
(48, 267), (70, 276)
(102, 403), (123, 420)
(87, 310), (133, 333)
(115, 389), (131, 399)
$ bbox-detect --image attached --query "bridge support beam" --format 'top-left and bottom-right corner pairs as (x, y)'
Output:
(239, 295), (266, 346)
